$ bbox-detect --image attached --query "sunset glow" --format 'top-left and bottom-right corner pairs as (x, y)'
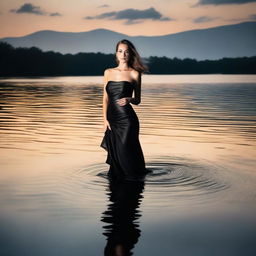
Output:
(0, 0), (256, 37)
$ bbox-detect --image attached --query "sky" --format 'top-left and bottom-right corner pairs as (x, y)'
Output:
(0, 0), (256, 38)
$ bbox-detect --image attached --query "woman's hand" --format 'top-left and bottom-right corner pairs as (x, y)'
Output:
(103, 119), (111, 131)
(116, 97), (130, 106)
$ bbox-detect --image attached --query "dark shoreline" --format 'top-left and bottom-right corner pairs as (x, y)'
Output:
(1, 42), (256, 76)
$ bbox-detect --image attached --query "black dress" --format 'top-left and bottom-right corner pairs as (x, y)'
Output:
(100, 80), (148, 180)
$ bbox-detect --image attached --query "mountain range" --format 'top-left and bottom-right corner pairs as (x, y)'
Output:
(1, 21), (255, 60)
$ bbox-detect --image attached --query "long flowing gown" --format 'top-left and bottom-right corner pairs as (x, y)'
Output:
(100, 80), (148, 180)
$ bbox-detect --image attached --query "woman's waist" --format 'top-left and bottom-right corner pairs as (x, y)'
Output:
(108, 94), (132, 101)
(108, 100), (133, 108)
(107, 104), (136, 117)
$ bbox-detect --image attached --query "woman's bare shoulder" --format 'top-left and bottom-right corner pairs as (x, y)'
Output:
(104, 68), (116, 74)
(103, 68), (116, 85)
(130, 69), (141, 82)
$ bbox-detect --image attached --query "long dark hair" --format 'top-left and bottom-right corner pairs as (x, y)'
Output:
(115, 39), (148, 73)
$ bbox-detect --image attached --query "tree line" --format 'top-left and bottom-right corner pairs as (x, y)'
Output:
(0, 42), (255, 76)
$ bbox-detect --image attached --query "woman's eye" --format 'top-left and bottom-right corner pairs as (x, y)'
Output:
(118, 50), (129, 54)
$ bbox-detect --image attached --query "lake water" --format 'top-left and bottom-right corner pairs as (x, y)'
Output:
(0, 75), (256, 255)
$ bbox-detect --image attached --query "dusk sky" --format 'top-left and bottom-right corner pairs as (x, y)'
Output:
(1, 0), (256, 38)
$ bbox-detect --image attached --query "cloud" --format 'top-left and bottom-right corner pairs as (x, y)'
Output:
(10, 3), (61, 17)
(195, 0), (256, 5)
(98, 4), (110, 8)
(249, 13), (256, 20)
(124, 19), (144, 25)
(50, 12), (61, 17)
(10, 3), (46, 15)
(193, 16), (218, 23)
(84, 7), (172, 24)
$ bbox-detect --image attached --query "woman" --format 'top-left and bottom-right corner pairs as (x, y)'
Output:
(100, 39), (149, 181)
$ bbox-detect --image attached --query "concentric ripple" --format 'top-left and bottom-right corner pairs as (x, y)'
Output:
(74, 156), (230, 208)
(1, 156), (230, 218)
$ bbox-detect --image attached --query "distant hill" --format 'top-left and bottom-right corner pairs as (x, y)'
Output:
(1, 22), (256, 60)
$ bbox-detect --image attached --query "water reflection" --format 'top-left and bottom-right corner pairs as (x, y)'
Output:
(101, 178), (145, 256)
(0, 76), (256, 255)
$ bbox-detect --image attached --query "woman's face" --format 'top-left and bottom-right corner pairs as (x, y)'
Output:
(116, 43), (130, 64)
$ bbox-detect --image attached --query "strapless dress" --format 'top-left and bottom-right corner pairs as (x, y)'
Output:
(100, 80), (148, 180)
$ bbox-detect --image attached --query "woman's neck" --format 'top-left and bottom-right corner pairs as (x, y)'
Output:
(117, 63), (130, 71)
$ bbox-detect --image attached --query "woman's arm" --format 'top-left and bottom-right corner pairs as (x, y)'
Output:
(103, 69), (111, 130)
(115, 70), (142, 106)
(129, 71), (141, 105)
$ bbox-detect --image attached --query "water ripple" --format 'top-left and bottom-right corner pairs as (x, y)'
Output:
(0, 157), (230, 218)
(1, 80), (256, 155)
(75, 157), (230, 207)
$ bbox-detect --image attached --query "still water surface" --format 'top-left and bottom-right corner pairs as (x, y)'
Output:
(0, 75), (256, 255)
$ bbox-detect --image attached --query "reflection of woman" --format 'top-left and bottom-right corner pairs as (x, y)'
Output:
(100, 39), (149, 181)
(101, 178), (145, 255)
